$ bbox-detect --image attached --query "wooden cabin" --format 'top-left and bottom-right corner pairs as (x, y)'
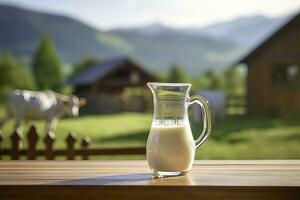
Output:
(69, 57), (157, 113)
(237, 13), (300, 116)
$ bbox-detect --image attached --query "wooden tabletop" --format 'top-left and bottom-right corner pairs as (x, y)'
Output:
(0, 160), (300, 200)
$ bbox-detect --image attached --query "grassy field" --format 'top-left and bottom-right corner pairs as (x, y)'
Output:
(1, 107), (300, 159)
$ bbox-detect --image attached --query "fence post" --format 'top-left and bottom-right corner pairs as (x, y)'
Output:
(0, 130), (3, 159)
(81, 136), (91, 160)
(66, 132), (76, 160)
(44, 131), (55, 160)
(27, 126), (39, 160)
(11, 129), (22, 160)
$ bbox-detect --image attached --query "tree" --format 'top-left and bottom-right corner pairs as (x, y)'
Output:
(32, 35), (63, 91)
(0, 52), (35, 99)
(153, 69), (168, 82)
(168, 64), (189, 83)
(222, 66), (246, 95)
(70, 57), (100, 78)
(201, 69), (222, 90)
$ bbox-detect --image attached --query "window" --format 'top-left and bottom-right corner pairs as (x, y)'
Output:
(129, 71), (140, 84)
(287, 65), (299, 81)
(271, 64), (300, 87)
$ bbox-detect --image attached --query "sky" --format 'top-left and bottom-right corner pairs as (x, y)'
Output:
(0, 0), (300, 30)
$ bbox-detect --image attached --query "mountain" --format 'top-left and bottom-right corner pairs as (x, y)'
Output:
(0, 5), (130, 62)
(112, 23), (175, 35)
(196, 15), (290, 47)
(108, 30), (243, 72)
(115, 15), (289, 48)
(0, 4), (289, 74)
(0, 4), (246, 74)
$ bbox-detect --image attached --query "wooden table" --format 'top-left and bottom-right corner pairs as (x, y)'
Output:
(0, 160), (299, 200)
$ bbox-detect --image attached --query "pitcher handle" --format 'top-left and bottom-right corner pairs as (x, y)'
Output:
(188, 96), (212, 150)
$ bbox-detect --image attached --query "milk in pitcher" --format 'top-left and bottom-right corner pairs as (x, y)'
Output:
(147, 122), (195, 173)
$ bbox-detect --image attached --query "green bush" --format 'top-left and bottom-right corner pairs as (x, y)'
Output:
(32, 35), (63, 92)
(0, 52), (35, 101)
(167, 64), (189, 83)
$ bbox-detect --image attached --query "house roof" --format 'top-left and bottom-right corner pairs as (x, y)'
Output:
(237, 12), (300, 65)
(68, 57), (155, 86)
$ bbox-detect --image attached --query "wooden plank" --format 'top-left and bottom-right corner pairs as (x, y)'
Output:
(10, 130), (22, 160)
(0, 160), (299, 186)
(76, 147), (145, 155)
(0, 130), (3, 160)
(0, 186), (299, 200)
(0, 147), (146, 157)
(44, 132), (55, 160)
(27, 126), (39, 160)
(66, 133), (76, 160)
(0, 160), (299, 200)
(80, 137), (91, 160)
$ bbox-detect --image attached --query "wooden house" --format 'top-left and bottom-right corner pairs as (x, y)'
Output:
(237, 13), (300, 116)
(69, 57), (157, 113)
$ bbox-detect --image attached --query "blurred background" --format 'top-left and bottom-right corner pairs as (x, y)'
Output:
(0, 0), (299, 159)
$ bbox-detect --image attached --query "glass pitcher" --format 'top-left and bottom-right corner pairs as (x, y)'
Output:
(147, 82), (211, 177)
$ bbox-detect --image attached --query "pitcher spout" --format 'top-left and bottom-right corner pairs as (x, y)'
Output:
(147, 82), (156, 95)
(147, 82), (192, 122)
(147, 82), (191, 99)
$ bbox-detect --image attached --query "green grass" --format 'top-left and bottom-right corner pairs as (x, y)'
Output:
(1, 110), (300, 159)
(196, 116), (300, 159)
(0, 113), (152, 149)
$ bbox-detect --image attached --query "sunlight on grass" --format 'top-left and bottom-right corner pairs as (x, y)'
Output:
(0, 113), (152, 149)
(1, 110), (299, 159)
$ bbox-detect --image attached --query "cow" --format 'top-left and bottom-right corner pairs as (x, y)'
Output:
(0, 90), (86, 133)
(192, 90), (227, 124)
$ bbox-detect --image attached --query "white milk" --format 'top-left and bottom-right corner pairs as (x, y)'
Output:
(146, 125), (195, 172)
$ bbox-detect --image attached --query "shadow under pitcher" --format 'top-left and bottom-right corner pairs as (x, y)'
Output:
(147, 82), (212, 178)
